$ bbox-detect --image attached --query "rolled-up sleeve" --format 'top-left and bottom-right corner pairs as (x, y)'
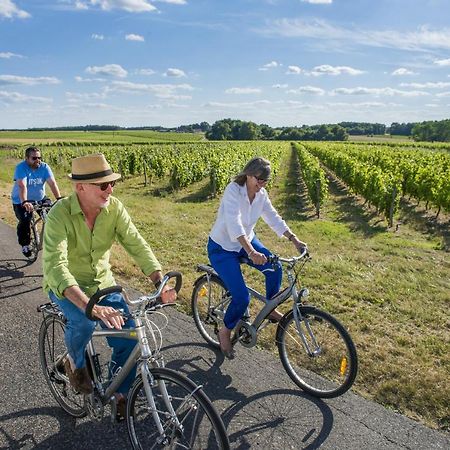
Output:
(42, 205), (79, 298)
(115, 202), (162, 276)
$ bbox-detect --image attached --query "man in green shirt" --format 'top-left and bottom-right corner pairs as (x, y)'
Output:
(43, 153), (175, 415)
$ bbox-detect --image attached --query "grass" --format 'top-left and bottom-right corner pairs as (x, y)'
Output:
(0, 148), (448, 432)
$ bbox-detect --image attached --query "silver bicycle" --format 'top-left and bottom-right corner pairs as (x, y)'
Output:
(26, 199), (53, 262)
(38, 272), (229, 449)
(192, 248), (358, 398)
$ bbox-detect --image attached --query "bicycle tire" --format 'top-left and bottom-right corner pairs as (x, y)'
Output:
(277, 306), (358, 398)
(28, 220), (39, 262)
(38, 315), (87, 417)
(191, 275), (231, 349)
(127, 367), (229, 450)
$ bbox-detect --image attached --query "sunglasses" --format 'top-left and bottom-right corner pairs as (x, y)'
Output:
(255, 176), (269, 183)
(31, 156), (42, 161)
(92, 180), (116, 191)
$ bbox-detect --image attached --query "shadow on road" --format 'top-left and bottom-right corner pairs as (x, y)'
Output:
(0, 258), (43, 300)
(164, 341), (334, 449)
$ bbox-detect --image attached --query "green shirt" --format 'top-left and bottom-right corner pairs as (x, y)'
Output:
(43, 193), (162, 299)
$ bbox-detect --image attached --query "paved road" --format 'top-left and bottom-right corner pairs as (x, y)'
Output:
(0, 219), (449, 449)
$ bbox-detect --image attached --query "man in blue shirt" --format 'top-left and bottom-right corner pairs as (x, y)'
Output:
(11, 146), (61, 257)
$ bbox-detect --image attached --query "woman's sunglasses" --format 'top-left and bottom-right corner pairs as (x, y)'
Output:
(92, 180), (116, 191)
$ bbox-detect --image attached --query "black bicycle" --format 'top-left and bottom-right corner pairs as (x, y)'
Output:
(192, 248), (358, 398)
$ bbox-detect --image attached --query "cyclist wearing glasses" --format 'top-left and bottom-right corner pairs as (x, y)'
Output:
(42, 153), (176, 417)
(11, 146), (62, 257)
(208, 157), (307, 358)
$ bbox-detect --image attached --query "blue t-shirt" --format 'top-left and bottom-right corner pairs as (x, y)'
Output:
(11, 161), (54, 204)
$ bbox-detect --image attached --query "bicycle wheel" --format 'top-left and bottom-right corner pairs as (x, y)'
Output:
(191, 275), (230, 348)
(28, 220), (39, 262)
(127, 367), (229, 450)
(39, 315), (87, 417)
(277, 306), (358, 398)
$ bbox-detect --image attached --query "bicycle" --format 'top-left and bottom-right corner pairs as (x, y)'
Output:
(191, 248), (358, 399)
(26, 198), (54, 262)
(38, 272), (230, 449)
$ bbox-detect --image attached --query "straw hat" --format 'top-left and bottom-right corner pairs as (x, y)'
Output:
(68, 153), (121, 183)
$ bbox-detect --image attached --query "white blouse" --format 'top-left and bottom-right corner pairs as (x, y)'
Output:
(209, 181), (290, 252)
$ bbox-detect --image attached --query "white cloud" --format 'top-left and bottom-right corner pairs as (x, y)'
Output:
(259, 61), (280, 71)
(436, 91), (450, 97)
(0, 51), (23, 59)
(287, 86), (325, 95)
(108, 81), (194, 99)
(154, 0), (187, 4)
(391, 68), (416, 76)
(88, 0), (157, 12)
(332, 86), (429, 97)
(300, 0), (332, 4)
(286, 65), (303, 74)
(164, 68), (186, 77)
(85, 64), (128, 78)
(434, 58), (450, 67)
(273, 84), (288, 88)
(261, 19), (450, 51)
(399, 81), (450, 89)
(66, 91), (107, 102)
(75, 1), (89, 9)
(310, 65), (364, 76)
(225, 87), (262, 94)
(0, 0), (30, 19)
(0, 90), (52, 104)
(75, 76), (106, 82)
(126, 33), (145, 42)
(91, 33), (104, 40)
(203, 100), (271, 109)
(0, 75), (60, 85)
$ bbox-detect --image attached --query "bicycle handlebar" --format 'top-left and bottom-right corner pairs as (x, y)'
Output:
(85, 271), (182, 321)
(239, 246), (309, 266)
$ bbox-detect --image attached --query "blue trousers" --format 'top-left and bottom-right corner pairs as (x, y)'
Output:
(207, 237), (282, 329)
(49, 291), (137, 395)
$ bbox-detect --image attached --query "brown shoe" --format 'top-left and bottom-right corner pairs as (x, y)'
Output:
(64, 358), (93, 394)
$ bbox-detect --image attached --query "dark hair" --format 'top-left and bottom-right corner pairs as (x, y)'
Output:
(25, 146), (40, 158)
(234, 157), (271, 186)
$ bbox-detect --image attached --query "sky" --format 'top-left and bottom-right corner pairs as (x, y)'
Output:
(1, 0), (450, 129)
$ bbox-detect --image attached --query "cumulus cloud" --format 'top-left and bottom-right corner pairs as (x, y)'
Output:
(225, 87), (262, 94)
(164, 68), (186, 77)
(85, 64), (128, 78)
(310, 65), (364, 76)
(0, 0), (30, 19)
(126, 33), (145, 42)
(0, 90), (52, 104)
(0, 51), (23, 59)
(88, 0), (156, 12)
(91, 33), (105, 40)
(0, 75), (60, 85)
(66, 91), (107, 102)
(259, 61), (280, 71)
(260, 19), (450, 51)
(107, 80), (194, 99)
(286, 65), (303, 74)
(75, 1), (89, 9)
(75, 76), (106, 82)
(287, 86), (325, 95)
(273, 84), (288, 88)
(391, 68), (416, 76)
(332, 86), (429, 97)
(434, 58), (450, 66)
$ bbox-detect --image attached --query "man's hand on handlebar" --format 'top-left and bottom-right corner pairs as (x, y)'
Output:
(160, 285), (177, 304)
(91, 304), (125, 329)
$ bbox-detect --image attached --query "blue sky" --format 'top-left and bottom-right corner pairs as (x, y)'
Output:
(1, 0), (450, 129)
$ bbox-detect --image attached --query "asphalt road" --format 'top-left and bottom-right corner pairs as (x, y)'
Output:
(0, 220), (449, 450)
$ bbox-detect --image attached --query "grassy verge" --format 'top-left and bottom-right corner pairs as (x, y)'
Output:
(0, 150), (448, 431)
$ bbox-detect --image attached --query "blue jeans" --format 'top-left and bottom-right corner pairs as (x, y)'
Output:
(49, 291), (137, 395)
(207, 237), (282, 329)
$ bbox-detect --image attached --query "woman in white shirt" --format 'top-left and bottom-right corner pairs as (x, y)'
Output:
(208, 157), (307, 358)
